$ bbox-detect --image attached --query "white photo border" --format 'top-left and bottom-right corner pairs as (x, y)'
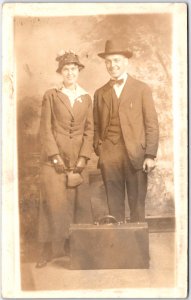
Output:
(2, 3), (188, 298)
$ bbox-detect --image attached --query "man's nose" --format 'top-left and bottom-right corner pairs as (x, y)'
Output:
(110, 61), (116, 68)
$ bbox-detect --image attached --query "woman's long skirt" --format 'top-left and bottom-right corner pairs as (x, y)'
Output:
(38, 164), (93, 243)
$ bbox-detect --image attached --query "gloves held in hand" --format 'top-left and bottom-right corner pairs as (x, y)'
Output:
(51, 154), (66, 174)
(73, 157), (87, 174)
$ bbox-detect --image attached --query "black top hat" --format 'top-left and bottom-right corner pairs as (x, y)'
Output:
(98, 40), (133, 59)
(56, 51), (84, 73)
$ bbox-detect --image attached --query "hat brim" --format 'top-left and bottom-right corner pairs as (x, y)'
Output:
(98, 51), (133, 59)
(56, 62), (85, 73)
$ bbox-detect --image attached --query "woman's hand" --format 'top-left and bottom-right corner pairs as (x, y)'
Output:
(50, 154), (66, 174)
(73, 156), (87, 174)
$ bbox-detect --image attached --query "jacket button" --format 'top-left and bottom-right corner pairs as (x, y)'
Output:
(70, 136), (72, 139)
(69, 130), (72, 133)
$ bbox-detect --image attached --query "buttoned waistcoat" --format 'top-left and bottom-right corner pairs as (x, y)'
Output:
(93, 75), (159, 170)
(40, 88), (94, 168)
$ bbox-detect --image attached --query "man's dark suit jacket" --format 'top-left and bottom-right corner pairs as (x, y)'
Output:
(93, 75), (159, 170)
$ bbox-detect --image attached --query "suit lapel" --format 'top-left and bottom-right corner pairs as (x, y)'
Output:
(119, 75), (136, 107)
(102, 82), (113, 109)
(101, 83), (113, 138)
(72, 95), (86, 117)
(102, 76), (136, 108)
(56, 90), (74, 117)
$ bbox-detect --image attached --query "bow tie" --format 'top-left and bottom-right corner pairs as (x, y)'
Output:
(110, 79), (124, 86)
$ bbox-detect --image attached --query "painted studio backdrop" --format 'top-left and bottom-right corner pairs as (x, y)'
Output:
(15, 14), (174, 241)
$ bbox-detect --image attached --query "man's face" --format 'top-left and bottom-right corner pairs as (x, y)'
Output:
(60, 63), (80, 86)
(105, 54), (128, 79)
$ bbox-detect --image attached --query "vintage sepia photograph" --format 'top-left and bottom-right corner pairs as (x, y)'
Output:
(2, 3), (187, 298)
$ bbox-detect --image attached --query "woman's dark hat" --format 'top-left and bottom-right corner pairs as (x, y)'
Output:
(56, 50), (84, 73)
(98, 40), (133, 59)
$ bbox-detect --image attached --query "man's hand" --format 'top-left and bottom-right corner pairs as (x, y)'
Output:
(143, 158), (156, 173)
(51, 154), (66, 174)
(73, 157), (87, 174)
(94, 141), (102, 156)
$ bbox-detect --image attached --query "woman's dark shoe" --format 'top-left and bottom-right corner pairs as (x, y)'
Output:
(35, 252), (52, 268)
(35, 242), (52, 268)
(35, 258), (48, 268)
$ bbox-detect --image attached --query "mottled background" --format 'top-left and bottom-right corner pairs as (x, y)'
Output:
(15, 14), (174, 241)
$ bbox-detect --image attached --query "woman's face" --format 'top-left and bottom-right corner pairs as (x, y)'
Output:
(60, 63), (80, 86)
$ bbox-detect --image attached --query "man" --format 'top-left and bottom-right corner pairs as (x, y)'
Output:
(93, 40), (159, 222)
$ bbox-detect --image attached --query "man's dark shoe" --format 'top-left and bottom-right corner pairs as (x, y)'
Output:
(52, 241), (66, 259)
(64, 238), (70, 256)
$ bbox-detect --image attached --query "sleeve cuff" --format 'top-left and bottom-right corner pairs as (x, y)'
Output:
(79, 156), (89, 161)
(144, 154), (156, 160)
(48, 154), (60, 162)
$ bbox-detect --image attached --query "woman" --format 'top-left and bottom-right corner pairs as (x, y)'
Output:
(36, 51), (94, 268)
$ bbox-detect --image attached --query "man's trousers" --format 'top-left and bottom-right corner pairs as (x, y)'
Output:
(99, 139), (148, 222)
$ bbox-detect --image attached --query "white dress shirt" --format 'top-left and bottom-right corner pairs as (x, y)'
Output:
(112, 73), (128, 98)
(60, 84), (88, 107)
